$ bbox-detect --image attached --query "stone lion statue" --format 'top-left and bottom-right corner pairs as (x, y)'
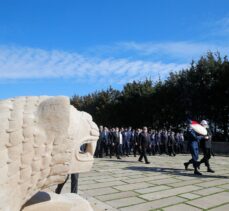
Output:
(0, 96), (99, 211)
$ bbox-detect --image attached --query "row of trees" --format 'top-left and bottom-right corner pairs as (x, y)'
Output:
(71, 52), (229, 141)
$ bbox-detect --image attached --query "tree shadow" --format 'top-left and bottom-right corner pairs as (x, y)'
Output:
(125, 166), (229, 179)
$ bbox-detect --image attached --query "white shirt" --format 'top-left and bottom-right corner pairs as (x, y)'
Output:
(119, 133), (123, 145)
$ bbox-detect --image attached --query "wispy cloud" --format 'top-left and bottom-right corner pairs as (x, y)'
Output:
(0, 46), (188, 84)
(113, 41), (228, 61)
(85, 40), (229, 65)
(208, 16), (229, 36)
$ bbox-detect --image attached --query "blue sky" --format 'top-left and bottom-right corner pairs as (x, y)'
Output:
(0, 0), (229, 99)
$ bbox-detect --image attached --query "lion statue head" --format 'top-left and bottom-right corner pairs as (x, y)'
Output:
(0, 96), (99, 211)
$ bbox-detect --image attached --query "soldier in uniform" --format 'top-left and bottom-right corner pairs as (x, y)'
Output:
(198, 120), (215, 173)
(184, 121), (203, 175)
(138, 126), (150, 164)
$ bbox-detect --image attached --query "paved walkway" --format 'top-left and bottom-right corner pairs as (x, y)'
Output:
(59, 154), (229, 211)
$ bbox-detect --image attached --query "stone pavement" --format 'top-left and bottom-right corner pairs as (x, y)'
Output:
(53, 154), (229, 211)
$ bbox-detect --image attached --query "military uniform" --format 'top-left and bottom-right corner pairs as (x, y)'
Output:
(184, 127), (203, 175)
(198, 128), (215, 173)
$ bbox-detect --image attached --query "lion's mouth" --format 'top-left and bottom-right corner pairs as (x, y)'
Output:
(76, 135), (98, 161)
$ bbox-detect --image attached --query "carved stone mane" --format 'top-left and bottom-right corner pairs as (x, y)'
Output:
(0, 96), (99, 211)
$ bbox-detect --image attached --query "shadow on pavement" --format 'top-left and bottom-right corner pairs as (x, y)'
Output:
(125, 166), (229, 179)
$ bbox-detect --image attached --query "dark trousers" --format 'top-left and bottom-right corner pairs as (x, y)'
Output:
(138, 147), (149, 163)
(123, 141), (130, 155)
(168, 144), (176, 156)
(94, 140), (101, 157)
(102, 142), (109, 156)
(55, 174), (79, 194)
(151, 144), (156, 155)
(190, 142), (199, 168)
(112, 144), (120, 158)
(133, 144), (140, 156)
(155, 144), (161, 154)
(109, 143), (115, 158)
(199, 148), (211, 168)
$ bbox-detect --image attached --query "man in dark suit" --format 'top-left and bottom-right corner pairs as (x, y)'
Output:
(95, 125), (103, 158)
(138, 126), (150, 164)
(101, 127), (110, 156)
(133, 128), (141, 157)
(112, 127), (121, 159)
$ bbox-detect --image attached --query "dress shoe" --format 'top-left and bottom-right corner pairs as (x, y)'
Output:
(207, 168), (215, 173)
(194, 170), (202, 175)
(184, 162), (188, 170)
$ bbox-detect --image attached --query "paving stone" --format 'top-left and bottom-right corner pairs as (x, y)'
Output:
(79, 191), (118, 211)
(79, 180), (126, 190)
(218, 183), (229, 190)
(96, 191), (138, 201)
(125, 174), (170, 184)
(79, 175), (111, 182)
(83, 187), (118, 196)
(106, 196), (146, 208)
(193, 187), (224, 196)
(197, 179), (229, 188)
(179, 193), (200, 199)
(50, 155), (229, 211)
(114, 182), (152, 191)
(148, 178), (181, 185)
(187, 191), (229, 209)
(95, 177), (129, 183)
(209, 203), (229, 211)
(162, 203), (201, 211)
(128, 174), (146, 179)
(177, 176), (200, 181)
(135, 185), (170, 194)
(79, 179), (98, 185)
(169, 179), (203, 187)
(119, 196), (186, 211)
(140, 185), (201, 201)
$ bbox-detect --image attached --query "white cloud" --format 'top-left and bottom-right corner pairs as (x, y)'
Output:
(0, 46), (188, 83)
(116, 41), (229, 60)
(209, 17), (229, 36)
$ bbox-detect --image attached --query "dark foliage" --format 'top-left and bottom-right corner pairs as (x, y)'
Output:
(71, 52), (229, 141)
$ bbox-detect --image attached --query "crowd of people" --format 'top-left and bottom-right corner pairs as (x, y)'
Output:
(93, 121), (214, 176)
(58, 120), (214, 194)
(94, 126), (185, 160)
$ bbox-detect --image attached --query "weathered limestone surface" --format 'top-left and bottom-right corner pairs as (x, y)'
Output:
(0, 96), (99, 211)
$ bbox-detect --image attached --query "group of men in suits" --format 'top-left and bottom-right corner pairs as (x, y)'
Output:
(55, 120), (214, 194)
(94, 126), (185, 162)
